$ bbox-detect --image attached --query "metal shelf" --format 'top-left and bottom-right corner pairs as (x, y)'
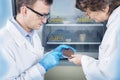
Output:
(47, 42), (101, 45)
(46, 23), (103, 27)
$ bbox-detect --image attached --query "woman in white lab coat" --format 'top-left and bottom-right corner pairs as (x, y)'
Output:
(0, 0), (76, 80)
(69, 0), (120, 80)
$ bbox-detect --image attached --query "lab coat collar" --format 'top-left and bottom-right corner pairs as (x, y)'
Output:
(6, 19), (41, 54)
(4, 19), (43, 62)
(7, 18), (36, 47)
(107, 6), (120, 28)
(6, 19), (26, 47)
(10, 17), (34, 40)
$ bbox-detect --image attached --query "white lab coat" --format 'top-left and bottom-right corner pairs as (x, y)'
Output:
(81, 6), (120, 80)
(0, 19), (46, 80)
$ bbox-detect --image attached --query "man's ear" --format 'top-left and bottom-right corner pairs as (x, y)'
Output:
(20, 6), (27, 16)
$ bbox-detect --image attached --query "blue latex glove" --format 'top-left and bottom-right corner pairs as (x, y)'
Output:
(54, 44), (76, 58)
(54, 44), (76, 52)
(39, 45), (76, 71)
(39, 51), (60, 71)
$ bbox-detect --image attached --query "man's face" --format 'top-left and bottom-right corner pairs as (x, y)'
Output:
(24, 0), (51, 32)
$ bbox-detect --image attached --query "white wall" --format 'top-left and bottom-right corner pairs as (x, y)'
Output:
(0, 0), (13, 28)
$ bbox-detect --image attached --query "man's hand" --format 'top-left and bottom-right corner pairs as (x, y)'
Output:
(39, 51), (60, 71)
(54, 44), (76, 52)
(54, 44), (76, 58)
(39, 45), (76, 71)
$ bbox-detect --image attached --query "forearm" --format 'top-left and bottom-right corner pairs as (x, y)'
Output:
(81, 55), (106, 80)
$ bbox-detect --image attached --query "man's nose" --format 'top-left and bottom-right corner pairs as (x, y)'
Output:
(42, 17), (47, 23)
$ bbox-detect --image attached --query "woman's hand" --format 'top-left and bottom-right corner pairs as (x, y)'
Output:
(68, 54), (83, 65)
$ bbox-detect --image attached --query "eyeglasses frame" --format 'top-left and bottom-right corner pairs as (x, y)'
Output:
(26, 6), (50, 19)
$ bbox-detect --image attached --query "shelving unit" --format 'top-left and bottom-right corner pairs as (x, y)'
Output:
(45, 23), (104, 47)
(42, 0), (106, 59)
(43, 23), (104, 58)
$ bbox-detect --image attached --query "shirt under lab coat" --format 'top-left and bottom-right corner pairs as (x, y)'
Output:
(0, 18), (46, 80)
(81, 6), (120, 80)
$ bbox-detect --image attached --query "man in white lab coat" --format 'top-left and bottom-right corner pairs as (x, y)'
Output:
(69, 0), (120, 80)
(0, 0), (75, 80)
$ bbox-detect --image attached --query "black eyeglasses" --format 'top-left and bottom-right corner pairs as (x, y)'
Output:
(26, 6), (50, 19)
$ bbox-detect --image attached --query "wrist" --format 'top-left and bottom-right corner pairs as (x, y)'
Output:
(39, 61), (48, 71)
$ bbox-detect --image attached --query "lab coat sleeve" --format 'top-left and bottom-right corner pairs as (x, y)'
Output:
(2, 45), (46, 80)
(3, 52), (46, 80)
(25, 63), (46, 80)
(81, 55), (106, 80)
(7, 64), (46, 80)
